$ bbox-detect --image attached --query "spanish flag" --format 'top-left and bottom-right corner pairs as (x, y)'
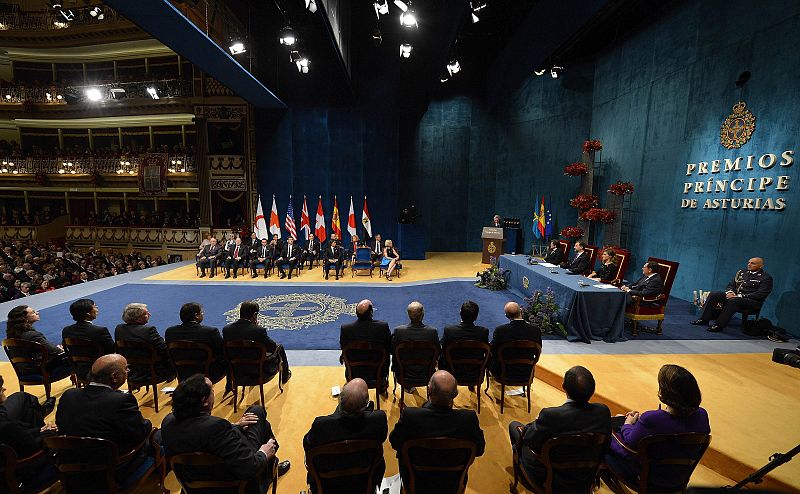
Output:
(331, 195), (342, 238)
(538, 195), (546, 238)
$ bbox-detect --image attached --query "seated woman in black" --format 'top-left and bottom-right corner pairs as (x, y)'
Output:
(6, 305), (71, 380)
(542, 239), (564, 264)
(588, 248), (619, 282)
(381, 240), (400, 281)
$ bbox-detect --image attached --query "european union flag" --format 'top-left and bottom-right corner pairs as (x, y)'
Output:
(545, 195), (553, 237)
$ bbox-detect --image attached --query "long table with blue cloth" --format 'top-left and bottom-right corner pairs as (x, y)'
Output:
(498, 254), (627, 343)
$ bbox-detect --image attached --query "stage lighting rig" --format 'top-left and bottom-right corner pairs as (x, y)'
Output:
(470, 1), (486, 23)
(85, 88), (102, 102)
(279, 26), (297, 46)
(89, 6), (104, 19)
(372, 28), (383, 46)
(374, 0), (389, 17)
(229, 39), (246, 55)
(290, 51), (310, 73)
(550, 65), (563, 78)
(446, 59), (461, 76)
(399, 43), (413, 58)
(533, 69), (547, 76)
(305, 0), (317, 13)
(400, 10), (418, 28)
(146, 87), (159, 99)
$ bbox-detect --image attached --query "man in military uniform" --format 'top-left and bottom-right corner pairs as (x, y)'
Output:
(692, 257), (773, 332)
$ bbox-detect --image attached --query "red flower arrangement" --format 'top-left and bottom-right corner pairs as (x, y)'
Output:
(564, 162), (588, 177)
(569, 194), (599, 210)
(608, 180), (635, 196)
(560, 226), (584, 239)
(583, 139), (603, 153)
(579, 208), (617, 224)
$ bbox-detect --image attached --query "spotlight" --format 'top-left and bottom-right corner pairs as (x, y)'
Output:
(470, 0), (486, 23)
(400, 10), (417, 28)
(305, 0), (317, 13)
(550, 65), (563, 79)
(229, 40), (246, 55)
(440, 70), (449, 83)
(146, 87), (159, 99)
(533, 69), (546, 76)
(471, 12), (479, 23)
(289, 51), (310, 73)
(56, 94), (63, 100)
(85, 88), (102, 102)
(109, 88), (126, 99)
(372, 28), (382, 46)
(279, 26), (297, 46)
(399, 43), (413, 58)
(4, 94), (10, 100)
(374, 0), (389, 16)
(59, 9), (74, 21)
(394, 0), (408, 11)
(446, 59), (461, 76)
(89, 6), (104, 19)
(58, 168), (65, 174)
(46, 92), (52, 101)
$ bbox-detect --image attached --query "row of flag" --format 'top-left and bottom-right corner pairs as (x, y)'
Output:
(254, 195), (373, 243)
(532, 194), (553, 239)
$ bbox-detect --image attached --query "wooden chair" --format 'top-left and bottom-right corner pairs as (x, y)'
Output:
(115, 339), (174, 412)
(609, 248), (630, 285)
(583, 245), (599, 276)
(399, 437), (477, 494)
(0, 443), (58, 494)
(223, 340), (283, 413)
(604, 432), (711, 494)
(305, 439), (384, 494)
(2, 338), (74, 399)
(443, 340), (491, 413)
(486, 341), (542, 414)
(341, 342), (389, 411)
(392, 340), (440, 410)
(62, 337), (107, 387)
(44, 428), (166, 494)
(169, 450), (277, 494)
(351, 247), (374, 277)
(511, 432), (610, 493)
(167, 340), (216, 383)
(624, 257), (680, 336)
(556, 240), (570, 263)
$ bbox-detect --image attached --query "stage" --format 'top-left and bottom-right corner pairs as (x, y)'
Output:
(0, 253), (797, 493)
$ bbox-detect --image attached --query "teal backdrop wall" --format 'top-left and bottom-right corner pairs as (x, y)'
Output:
(256, 0), (800, 335)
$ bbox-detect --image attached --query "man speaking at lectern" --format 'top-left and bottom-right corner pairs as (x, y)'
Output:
(492, 215), (504, 228)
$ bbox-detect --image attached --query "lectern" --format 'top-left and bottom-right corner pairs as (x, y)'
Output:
(481, 227), (505, 264)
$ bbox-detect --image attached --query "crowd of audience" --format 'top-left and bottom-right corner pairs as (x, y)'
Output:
(0, 208), (61, 226)
(0, 295), (712, 493)
(0, 139), (194, 160)
(84, 208), (200, 228)
(0, 239), (167, 302)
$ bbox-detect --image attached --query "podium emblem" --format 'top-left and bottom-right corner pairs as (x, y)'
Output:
(720, 101), (756, 149)
(522, 276), (529, 289)
(487, 241), (497, 254)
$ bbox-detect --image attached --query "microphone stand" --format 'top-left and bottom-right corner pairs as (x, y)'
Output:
(727, 442), (800, 489)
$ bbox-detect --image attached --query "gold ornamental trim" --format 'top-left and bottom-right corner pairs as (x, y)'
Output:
(487, 241), (497, 254)
(720, 101), (756, 149)
(522, 276), (529, 289)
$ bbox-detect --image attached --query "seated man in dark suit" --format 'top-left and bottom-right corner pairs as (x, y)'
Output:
(509, 366), (612, 490)
(389, 370), (485, 493)
(275, 237), (299, 280)
(114, 303), (174, 383)
(62, 298), (115, 381)
(488, 302), (543, 382)
(222, 301), (292, 384)
(369, 234), (383, 264)
(161, 374), (290, 494)
(0, 373), (58, 489)
(249, 238), (273, 278)
(323, 238), (345, 280)
(621, 261), (664, 305)
(439, 300), (490, 373)
(165, 302), (227, 384)
(339, 299), (392, 391)
(692, 257), (773, 333)
(391, 301), (440, 385)
(303, 233), (321, 270)
(197, 237), (222, 278)
(224, 237), (248, 279)
(542, 239), (564, 265)
(303, 378), (388, 494)
(560, 240), (591, 274)
(56, 354), (155, 490)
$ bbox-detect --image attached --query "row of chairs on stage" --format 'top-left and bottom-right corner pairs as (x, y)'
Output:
(196, 246), (402, 279)
(552, 240), (681, 336)
(2, 337), (284, 413)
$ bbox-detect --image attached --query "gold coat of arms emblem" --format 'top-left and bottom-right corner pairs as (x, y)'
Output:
(719, 101), (756, 149)
(487, 241), (497, 254)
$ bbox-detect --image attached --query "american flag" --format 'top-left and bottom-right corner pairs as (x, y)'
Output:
(285, 196), (297, 240)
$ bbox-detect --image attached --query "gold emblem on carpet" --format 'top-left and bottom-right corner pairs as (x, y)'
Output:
(224, 293), (357, 330)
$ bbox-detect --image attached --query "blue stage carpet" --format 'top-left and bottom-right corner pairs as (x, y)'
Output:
(22, 281), (760, 352)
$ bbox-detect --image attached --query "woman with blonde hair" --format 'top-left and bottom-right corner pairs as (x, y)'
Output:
(381, 240), (400, 281)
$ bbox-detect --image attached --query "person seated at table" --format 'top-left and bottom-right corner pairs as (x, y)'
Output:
(603, 364), (710, 489)
(588, 248), (619, 282)
(560, 241), (590, 275)
(382, 240), (400, 281)
(542, 240), (564, 265)
(620, 261), (663, 305)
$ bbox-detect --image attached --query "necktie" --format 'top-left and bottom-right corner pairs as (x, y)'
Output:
(288, 246), (292, 257)
(234, 246), (239, 258)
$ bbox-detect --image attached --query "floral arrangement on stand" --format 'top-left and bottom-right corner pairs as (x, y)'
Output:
(608, 181), (635, 196)
(560, 226), (584, 239)
(579, 208), (617, 224)
(563, 162), (589, 177)
(569, 194), (599, 210)
(583, 139), (603, 153)
(476, 257), (510, 290)
(522, 288), (566, 336)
